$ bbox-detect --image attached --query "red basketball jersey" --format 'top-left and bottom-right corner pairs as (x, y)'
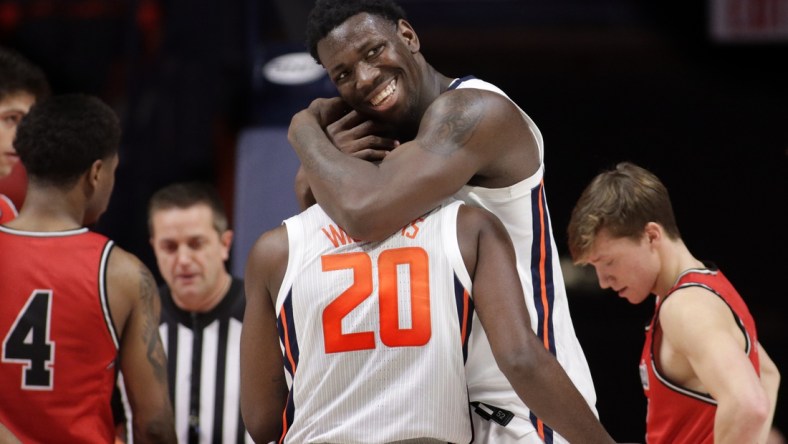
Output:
(640, 265), (760, 444)
(0, 194), (17, 224)
(0, 226), (120, 443)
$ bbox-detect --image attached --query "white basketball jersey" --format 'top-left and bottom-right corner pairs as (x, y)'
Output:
(277, 200), (474, 444)
(451, 77), (598, 442)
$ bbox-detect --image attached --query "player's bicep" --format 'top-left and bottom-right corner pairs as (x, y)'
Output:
(386, 91), (488, 188)
(123, 265), (166, 382)
(660, 291), (759, 399)
(353, 102), (484, 237)
(460, 207), (534, 356)
(109, 249), (174, 437)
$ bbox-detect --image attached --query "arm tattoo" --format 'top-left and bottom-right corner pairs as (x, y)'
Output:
(139, 265), (168, 382)
(425, 92), (484, 155)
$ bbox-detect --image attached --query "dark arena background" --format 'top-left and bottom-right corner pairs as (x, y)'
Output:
(1, 0), (785, 441)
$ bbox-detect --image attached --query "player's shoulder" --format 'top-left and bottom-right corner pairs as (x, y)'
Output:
(248, 224), (289, 270)
(428, 84), (521, 137)
(107, 242), (142, 268)
(434, 84), (512, 112)
(106, 243), (156, 295)
(456, 204), (505, 234)
(659, 284), (733, 331)
(252, 224), (288, 252)
(0, 193), (17, 216)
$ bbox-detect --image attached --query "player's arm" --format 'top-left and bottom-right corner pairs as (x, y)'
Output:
(294, 165), (317, 211)
(240, 225), (289, 443)
(107, 247), (176, 443)
(457, 205), (615, 444)
(288, 90), (519, 241)
(659, 289), (770, 444)
(757, 343), (780, 444)
(293, 108), (395, 211)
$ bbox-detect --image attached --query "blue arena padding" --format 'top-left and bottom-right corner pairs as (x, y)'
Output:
(231, 126), (301, 277)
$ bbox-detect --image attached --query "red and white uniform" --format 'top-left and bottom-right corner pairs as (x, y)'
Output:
(0, 226), (119, 444)
(0, 194), (17, 224)
(640, 265), (760, 444)
(276, 200), (474, 444)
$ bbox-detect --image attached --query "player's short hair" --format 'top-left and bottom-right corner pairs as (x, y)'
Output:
(567, 162), (681, 263)
(15, 94), (120, 188)
(306, 0), (406, 64)
(0, 46), (51, 102)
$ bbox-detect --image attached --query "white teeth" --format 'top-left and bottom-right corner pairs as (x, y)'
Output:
(371, 80), (396, 106)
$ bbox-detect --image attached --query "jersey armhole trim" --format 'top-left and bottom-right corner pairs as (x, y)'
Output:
(99, 240), (120, 349)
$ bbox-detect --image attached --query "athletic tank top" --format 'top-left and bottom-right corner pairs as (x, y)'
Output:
(0, 194), (18, 224)
(450, 76), (597, 441)
(640, 264), (760, 444)
(277, 200), (474, 444)
(0, 226), (119, 443)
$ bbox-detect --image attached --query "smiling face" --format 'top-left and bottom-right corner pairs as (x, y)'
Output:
(0, 92), (35, 178)
(317, 13), (424, 132)
(585, 228), (660, 304)
(150, 204), (232, 310)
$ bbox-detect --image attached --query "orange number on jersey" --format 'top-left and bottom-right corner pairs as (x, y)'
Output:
(321, 247), (431, 353)
(322, 252), (374, 353)
(378, 248), (431, 347)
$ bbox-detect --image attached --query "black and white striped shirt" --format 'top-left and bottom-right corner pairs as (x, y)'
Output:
(159, 278), (251, 444)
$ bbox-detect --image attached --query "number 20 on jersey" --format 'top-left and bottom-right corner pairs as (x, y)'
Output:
(321, 247), (431, 354)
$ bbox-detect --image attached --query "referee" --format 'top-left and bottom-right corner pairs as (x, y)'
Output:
(147, 182), (251, 443)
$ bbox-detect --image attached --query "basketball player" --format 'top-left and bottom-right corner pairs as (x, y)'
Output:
(240, 201), (613, 443)
(0, 94), (177, 443)
(0, 46), (50, 223)
(288, 0), (599, 442)
(147, 182), (252, 442)
(567, 161), (780, 443)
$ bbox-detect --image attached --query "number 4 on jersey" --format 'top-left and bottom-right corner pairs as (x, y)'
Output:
(2, 290), (55, 390)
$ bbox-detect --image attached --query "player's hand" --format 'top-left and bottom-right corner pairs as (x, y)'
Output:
(305, 97), (349, 128)
(291, 97), (399, 162)
(289, 98), (348, 152)
(326, 109), (399, 162)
